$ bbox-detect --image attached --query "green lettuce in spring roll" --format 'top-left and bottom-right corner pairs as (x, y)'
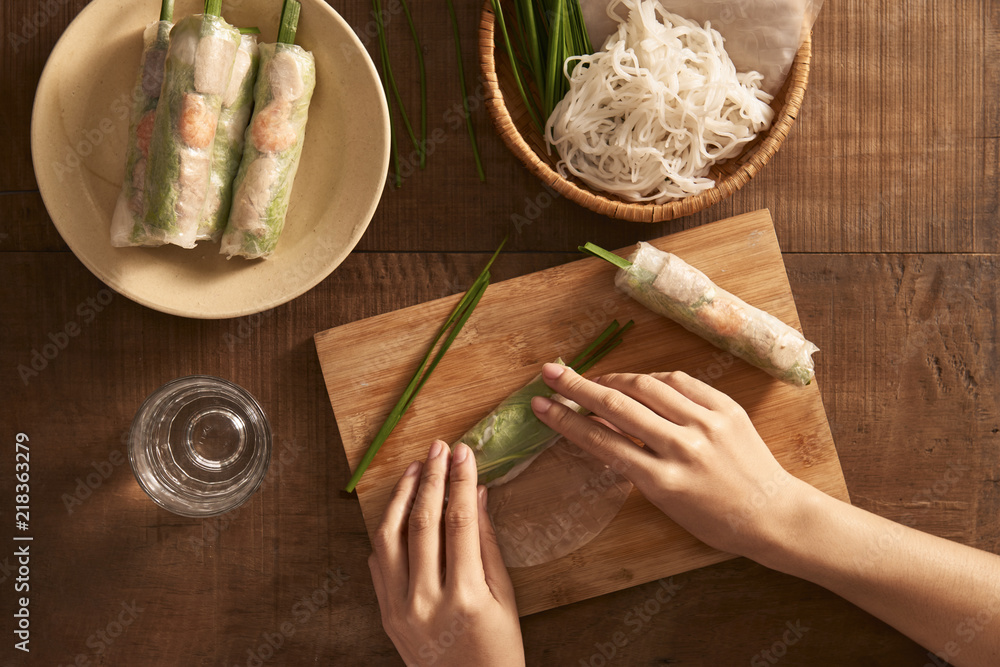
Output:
(221, 0), (316, 259)
(453, 321), (633, 487)
(110, 0), (173, 247)
(197, 30), (259, 241)
(140, 0), (240, 248)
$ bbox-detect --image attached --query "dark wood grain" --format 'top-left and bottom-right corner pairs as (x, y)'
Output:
(1, 0), (998, 665)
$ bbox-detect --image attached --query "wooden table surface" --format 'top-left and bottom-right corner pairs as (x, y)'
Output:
(2, 1), (997, 665)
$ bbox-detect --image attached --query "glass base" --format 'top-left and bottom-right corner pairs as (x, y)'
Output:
(128, 376), (271, 517)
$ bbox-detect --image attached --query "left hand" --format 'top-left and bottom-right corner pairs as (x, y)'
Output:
(368, 440), (525, 667)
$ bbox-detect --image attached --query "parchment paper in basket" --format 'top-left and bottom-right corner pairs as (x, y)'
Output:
(581, 0), (824, 95)
(487, 436), (633, 568)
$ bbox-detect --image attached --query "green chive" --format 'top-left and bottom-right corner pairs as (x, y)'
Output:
(491, 0), (543, 133)
(398, 0), (427, 168)
(372, 0), (422, 166)
(277, 0), (300, 45)
(579, 242), (634, 270)
(446, 0), (486, 182)
(160, 0), (174, 21)
(239, 26), (261, 35)
(204, 0), (221, 17)
(344, 239), (507, 493)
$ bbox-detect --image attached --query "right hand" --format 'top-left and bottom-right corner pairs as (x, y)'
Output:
(530, 363), (815, 562)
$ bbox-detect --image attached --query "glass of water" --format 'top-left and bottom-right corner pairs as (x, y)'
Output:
(128, 376), (271, 517)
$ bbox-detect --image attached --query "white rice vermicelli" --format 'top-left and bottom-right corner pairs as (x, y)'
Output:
(544, 0), (775, 203)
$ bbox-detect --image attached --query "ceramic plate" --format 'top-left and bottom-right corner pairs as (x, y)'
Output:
(31, 0), (389, 318)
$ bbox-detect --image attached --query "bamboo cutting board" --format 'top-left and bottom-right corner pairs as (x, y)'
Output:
(315, 209), (850, 616)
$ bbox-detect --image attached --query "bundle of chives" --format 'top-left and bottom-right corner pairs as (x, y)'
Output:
(344, 240), (506, 493)
(491, 0), (593, 133)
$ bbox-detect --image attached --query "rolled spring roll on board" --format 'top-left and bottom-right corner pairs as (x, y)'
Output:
(141, 0), (241, 248)
(109, 1), (173, 247)
(197, 31), (260, 241)
(584, 242), (818, 386)
(221, 0), (316, 260)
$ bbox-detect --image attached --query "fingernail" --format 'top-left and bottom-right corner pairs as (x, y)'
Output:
(532, 395), (553, 414)
(453, 442), (469, 464)
(403, 460), (421, 477)
(428, 440), (443, 459)
(478, 486), (487, 508)
(542, 363), (565, 380)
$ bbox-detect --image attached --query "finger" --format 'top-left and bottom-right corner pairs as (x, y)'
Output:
(477, 486), (517, 606)
(595, 372), (711, 425)
(445, 443), (485, 590)
(407, 440), (449, 597)
(651, 370), (731, 412)
(368, 553), (390, 622)
(371, 460), (421, 599)
(531, 394), (657, 486)
(538, 363), (682, 451)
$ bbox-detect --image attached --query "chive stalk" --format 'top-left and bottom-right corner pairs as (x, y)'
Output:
(398, 0), (427, 168)
(160, 0), (174, 21)
(277, 0), (300, 44)
(204, 0), (221, 17)
(490, 0), (543, 133)
(344, 240), (508, 492)
(239, 26), (261, 35)
(372, 0), (422, 170)
(446, 0), (486, 182)
(579, 242), (633, 270)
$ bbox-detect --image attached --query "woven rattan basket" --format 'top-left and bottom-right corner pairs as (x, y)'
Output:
(479, 1), (812, 223)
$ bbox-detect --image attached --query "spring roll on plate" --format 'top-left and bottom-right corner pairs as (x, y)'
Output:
(197, 31), (260, 241)
(139, 0), (241, 248)
(221, 0), (316, 260)
(109, 1), (173, 247)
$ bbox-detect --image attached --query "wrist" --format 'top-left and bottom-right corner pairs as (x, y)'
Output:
(746, 477), (835, 574)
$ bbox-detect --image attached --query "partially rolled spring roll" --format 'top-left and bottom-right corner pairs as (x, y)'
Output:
(454, 360), (584, 487)
(615, 242), (818, 386)
(197, 33), (259, 242)
(220, 42), (316, 259)
(110, 19), (172, 247)
(140, 12), (240, 247)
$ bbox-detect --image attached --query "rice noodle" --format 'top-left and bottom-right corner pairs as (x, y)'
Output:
(544, 0), (775, 203)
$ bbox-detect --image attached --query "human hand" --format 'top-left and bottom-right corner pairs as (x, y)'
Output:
(530, 364), (815, 563)
(368, 441), (525, 667)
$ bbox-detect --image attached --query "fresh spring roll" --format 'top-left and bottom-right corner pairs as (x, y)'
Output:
(109, 13), (172, 247)
(197, 32), (259, 241)
(614, 242), (818, 386)
(141, 2), (241, 248)
(453, 360), (584, 488)
(221, 1), (315, 259)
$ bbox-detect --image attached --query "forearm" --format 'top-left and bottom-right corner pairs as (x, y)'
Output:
(759, 482), (1000, 666)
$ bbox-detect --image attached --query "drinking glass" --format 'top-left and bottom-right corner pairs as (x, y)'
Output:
(128, 376), (271, 517)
